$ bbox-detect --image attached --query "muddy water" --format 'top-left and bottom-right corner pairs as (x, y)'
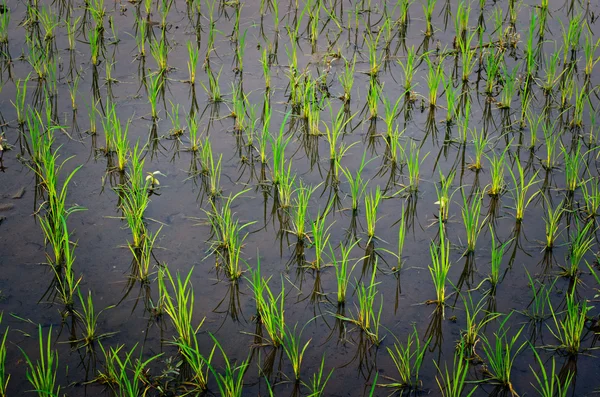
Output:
(1, 0), (600, 395)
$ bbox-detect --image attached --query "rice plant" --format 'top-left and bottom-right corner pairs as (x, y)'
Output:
(560, 220), (594, 281)
(434, 340), (477, 397)
(461, 190), (484, 253)
(543, 201), (564, 250)
(425, 55), (444, 108)
(289, 181), (318, 242)
(380, 325), (430, 393)
(200, 67), (223, 103)
(20, 325), (60, 397)
(73, 290), (116, 353)
(147, 72), (163, 120)
(405, 141), (428, 193)
(283, 323), (311, 381)
(364, 186), (382, 242)
(479, 313), (526, 394)
(330, 240), (360, 305)
(338, 56), (356, 103)
(435, 170), (455, 224)
(397, 46), (418, 93)
(340, 151), (371, 213)
(530, 346), (573, 397)
(561, 142), (585, 193)
(249, 257), (285, 347)
(507, 159), (538, 223)
(0, 314), (8, 396)
(428, 224), (451, 315)
(303, 356), (333, 396)
(468, 128), (487, 171)
(186, 41), (199, 84)
(308, 207), (333, 271)
(546, 292), (590, 355)
(175, 332), (215, 394)
(206, 334), (250, 397)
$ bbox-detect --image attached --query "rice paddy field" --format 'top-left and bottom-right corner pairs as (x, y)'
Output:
(1, 0), (600, 395)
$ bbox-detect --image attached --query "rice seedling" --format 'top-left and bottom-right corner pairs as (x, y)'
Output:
(338, 260), (383, 344)
(468, 127), (487, 171)
(186, 41), (199, 84)
(206, 334), (250, 397)
(422, 0), (436, 37)
(111, 344), (161, 397)
(260, 47), (271, 92)
(458, 30), (477, 83)
(270, 111), (292, 186)
(277, 162), (295, 211)
(249, 257), (285, 347)
(459, 292), (502, 358)
(13, 76), (29, 127)
(428, 223), (451, 315)
(425, 55), (444, 109)
(540, 48), (562, 96)
(405, 141), (428, 193)
(560, 220), (594, 281)
(158, 266), (204, 350)
(150, 37), (170, 76)
(434, 170), (455, 224)
(36, 5), (59, 52)
(147, 72), (163, 120)
(283, 323), (311, 381)
(497, 64), (518, 109)
(380, 325), (430, 393)
(365, 28), (384, 78)
(479, 313), (526, 393)
(20, 325), (60, 397)
(397, 46), (418, 93)
(200, 67), (224, 103)
(0, 0), (9, 50)
(530, 346), (573, 397)
(583, 32), (600, 80)
(543, 201), (564, 251)
(308, 206), (333, 271)
(104, 103), (130, 172)
(507, 159), (539, 223)
(442, 73), (459, 124)
(434, 339), (477, 397)
(67, 73), (80, 111)
(541, 120), (559, 170)
(484, 49), (501, 97)
(330, 240), (360, 305)
(546, 292), (591, 355)
(364, 186), (382, 242)
(562, 142), (585, 193)
(340, 151), (371, 213)
(303, 356), (333, 396)
(366, 79), (381, 120)
(73, 290), (116, 353)
(89, 26), (102, 67)
(461, 190), (484, 253)
(581, 178), (600, 220)
(174, 332), (215, 394)
(289, 181), (318, 242)
(338, 56), (356, 103)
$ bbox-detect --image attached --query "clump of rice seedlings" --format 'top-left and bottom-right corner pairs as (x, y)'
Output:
(461, 190), (484, 254)
(543, 201), (564, 251)
(546, 292), (591, 355)
(158, 267), (204, 350)
(129, 226), (161, 283)
(330, 240), (359, 305)
(89, 26), (102, 67)
(435, 170), (455, 223)
(186, 112), (201, 152)
(560, 220), (594, 282)
(484, 49), (501, 97)
(364, 186), (382, 243)
(367, 79), (381, 120)
(540, 48), (561, 96)
(427, 224), (451, 316)
(0, 0), (9, 52)
(270, 112), (292, 187)
(105, 343), (161, 397)
(20, 325), (60, 397)
(289, 181), (318, 243)
(434, 339), (476, 397)
(167, 102), (184, 138)
(405, 141), (428, 193)
(73, 290), (116, 353)
(206, 334), (250, 397)
(186, 41), (199, 85)
(581, 178), (600, 220)
(530, 346), (573, 397)
(338, 56), (356, 103)
(283, 323), (311, 381)
(175, 330), (215, 394)
(104, 103), (131, 172)
(442, 73), (459, 124)
(468, 127), (487, 170)
(200, 67), (224, 103)
(340, 151), (370, 214)
(541, 120), (559, 169)
(561, 142), (585, 194)
(479, 227), (509, 295)
(561, 15), (583, 64)
(303, 356), (333, 396)
(458, 30), (477, 83)
(147, 72), (163, 120)
(249, 257), (285, 347)
(260, 47), (271, 92)
(425, 55), (444, 109)
(365, 29), (383, 78)
(480, 314), (526, 394)
(507, 159), (538, 223)
(13, 76), (29, 127)
(570, 85), (588, 129)
(460, 293), (501, 357)
(497, 64), (518, 109)
(583, 32), (600, 82)
(324, 104), (355, 166)
(422, 0), (436, 37)
(0, 314), (8, 395)
(150, 37), (170, 76)
(380, 325), (430, 393)
(67, 72), (81, 111)
(382, 96), (402, 140)
(337, 260), (383, 345)
(308, 206), (333, 271)
(397, 46), (418, 94)
(521, 270), (553, 324)
(277, 162), (295, 211)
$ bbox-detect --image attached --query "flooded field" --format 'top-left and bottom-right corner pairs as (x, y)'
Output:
(1, 0), (600, 395)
